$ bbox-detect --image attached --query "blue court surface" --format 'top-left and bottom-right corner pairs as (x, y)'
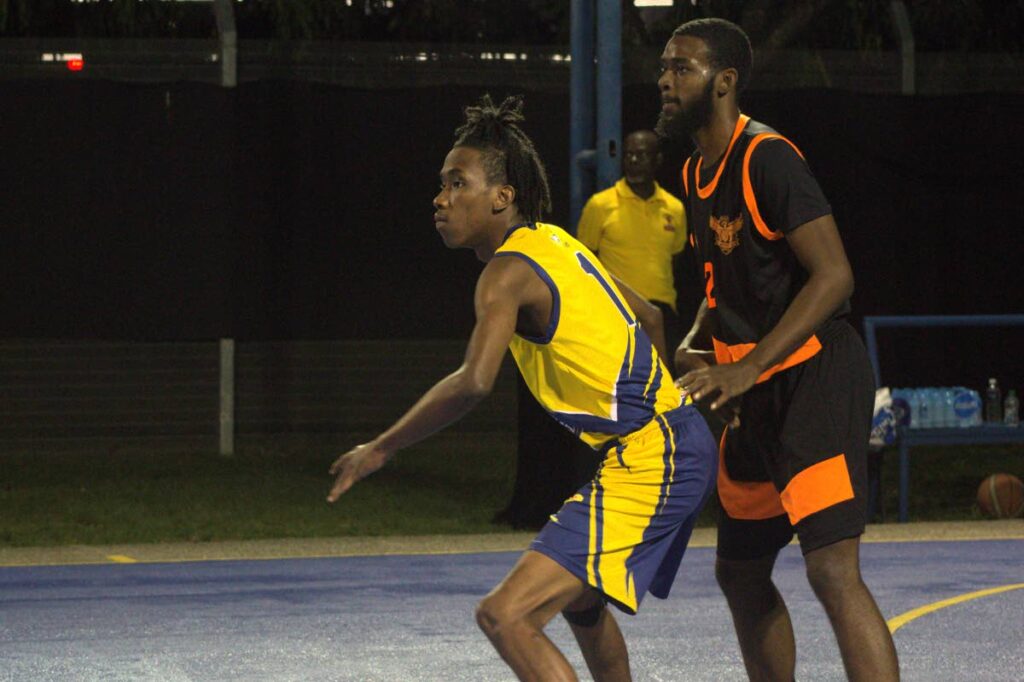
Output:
(1, 540), (1022, 681)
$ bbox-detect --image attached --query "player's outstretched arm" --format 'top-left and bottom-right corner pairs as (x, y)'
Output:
(327, 258), (524, 503)
(610, 274), (669, 365)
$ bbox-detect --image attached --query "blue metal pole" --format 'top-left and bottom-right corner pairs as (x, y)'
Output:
(899, 439), (909, 522)
(570, 0), (595, 233)
(595, 0), (621, 192)
(863, 318), (881, 388)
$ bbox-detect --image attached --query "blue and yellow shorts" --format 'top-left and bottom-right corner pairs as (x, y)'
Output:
(529, 404), (717, 614)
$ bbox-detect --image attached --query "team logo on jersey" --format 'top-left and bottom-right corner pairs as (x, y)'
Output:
(709, 214), (743, 254)
(663, 213), (675, 232)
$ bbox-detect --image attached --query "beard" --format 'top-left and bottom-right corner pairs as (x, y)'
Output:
(655, 78), (716, 142)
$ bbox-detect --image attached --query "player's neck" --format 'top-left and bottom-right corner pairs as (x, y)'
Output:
(694, 107), (741, 167)
(477, 213), (530, 262)
(626, 178), (655, 199)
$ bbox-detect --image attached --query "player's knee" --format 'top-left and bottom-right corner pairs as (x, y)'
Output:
(804, 545), (862, 605)
(475, 594), (512, 639)
(715, 557), (773, 597)
(562, 599), (605, 628)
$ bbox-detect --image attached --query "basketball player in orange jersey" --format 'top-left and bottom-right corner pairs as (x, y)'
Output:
(657, 18), (900, 681)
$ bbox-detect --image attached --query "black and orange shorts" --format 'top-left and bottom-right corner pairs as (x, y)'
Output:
(716, 319), (875, 560)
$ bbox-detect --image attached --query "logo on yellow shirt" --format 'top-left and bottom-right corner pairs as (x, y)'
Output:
(709, 214), (743, 255)
(663, 213), (676, 232)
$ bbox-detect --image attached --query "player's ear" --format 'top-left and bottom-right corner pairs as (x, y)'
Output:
(493, 184), (516, 213)
(715, 67), (738, 98)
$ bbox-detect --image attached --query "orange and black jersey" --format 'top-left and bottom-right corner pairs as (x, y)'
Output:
(682, 114), (849, 382)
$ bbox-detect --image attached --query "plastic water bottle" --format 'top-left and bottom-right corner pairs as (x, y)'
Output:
(942, 388), (956, 428)
(984, 378), (1002, 423)
(935, 387), (944, 427)
(912, 389), (927, 429)
(924, 388), (936, 428)
(905, 389), (916, 429)
(890, 388), (911, 427)
(971, 389), (984, 426)
(931, 387), (943, 427)
(953, 387), (980, 428)
(936, 388), (947, 428)
(926, 388), (941, 428)
(1005, 389), (1020, 427)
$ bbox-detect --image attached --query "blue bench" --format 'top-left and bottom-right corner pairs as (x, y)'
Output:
(863, 314), (1024, 522)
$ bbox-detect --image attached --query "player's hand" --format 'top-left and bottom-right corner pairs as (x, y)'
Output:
(327, 442), (392, 503)
(675, 375), (742, 429)
(677, 360), (760, 411)
(674, 347), (714, 378)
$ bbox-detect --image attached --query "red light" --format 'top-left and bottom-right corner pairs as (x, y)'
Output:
(67, 58), (84, 71)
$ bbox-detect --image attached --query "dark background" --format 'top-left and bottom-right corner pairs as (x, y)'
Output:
(3, 80), (1023, 390)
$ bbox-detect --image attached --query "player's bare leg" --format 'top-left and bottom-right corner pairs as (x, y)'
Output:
(476, 550), (623, 682)
(804, 537), (899, 681)
(564, 590), (631, 682)
(716, 551), (796, 682)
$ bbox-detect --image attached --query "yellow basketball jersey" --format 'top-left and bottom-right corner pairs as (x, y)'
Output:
(495, 222), (682, 449)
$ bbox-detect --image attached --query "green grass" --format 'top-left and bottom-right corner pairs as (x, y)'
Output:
(0, 432), (519, 547)
(0, 434), (1020, 547)
(873, 444), (1024, 522)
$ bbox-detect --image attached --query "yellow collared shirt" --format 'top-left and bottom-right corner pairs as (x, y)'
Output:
(576, 179), (687, 310)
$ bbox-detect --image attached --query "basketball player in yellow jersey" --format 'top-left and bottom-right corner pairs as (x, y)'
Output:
(327, 95), (717, 682)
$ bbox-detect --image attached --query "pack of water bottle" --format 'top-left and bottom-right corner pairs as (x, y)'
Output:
(890, 387), (982, 429)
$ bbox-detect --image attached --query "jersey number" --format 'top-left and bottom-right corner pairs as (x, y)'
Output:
(576, 252), (635, 324)
(704, 262), (717, 309)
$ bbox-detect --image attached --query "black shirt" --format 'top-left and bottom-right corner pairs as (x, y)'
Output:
(683, 115), (846, 375)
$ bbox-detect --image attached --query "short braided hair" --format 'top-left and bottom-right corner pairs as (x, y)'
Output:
(453, 94), (552, 222)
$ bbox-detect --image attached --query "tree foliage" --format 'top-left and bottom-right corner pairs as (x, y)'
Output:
(1, 0), (1020, 51)
(0, 0), (215, 38)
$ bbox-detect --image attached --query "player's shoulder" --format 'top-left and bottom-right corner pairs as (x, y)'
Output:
(482, 248), (537, 291)
(743, 119), (806, 166)
(745, 140), (809, 185)
(585, 184), (620, 210)
(537, 221), (574, 241)
(495, 222), (574, 260)
(742, 117), (780, 138)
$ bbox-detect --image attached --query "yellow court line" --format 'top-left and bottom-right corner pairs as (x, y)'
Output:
(887, 582), (1024, 634)
(0, 545), (533, 569)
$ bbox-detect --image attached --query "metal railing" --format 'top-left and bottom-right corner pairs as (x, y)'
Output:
(0, 339), (518, 454)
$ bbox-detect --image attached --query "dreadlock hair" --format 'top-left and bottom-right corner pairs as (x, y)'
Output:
(452, 94), (552, 223)
(673, 18), (753, 94)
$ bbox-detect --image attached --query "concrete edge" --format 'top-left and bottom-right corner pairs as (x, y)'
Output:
(1, 520), (1021, 568)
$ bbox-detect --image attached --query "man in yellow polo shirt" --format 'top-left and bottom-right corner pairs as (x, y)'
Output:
(577, 130), (687, 362)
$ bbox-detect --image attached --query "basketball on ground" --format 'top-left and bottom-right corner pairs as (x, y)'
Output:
(976, 473), (1024, 519)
